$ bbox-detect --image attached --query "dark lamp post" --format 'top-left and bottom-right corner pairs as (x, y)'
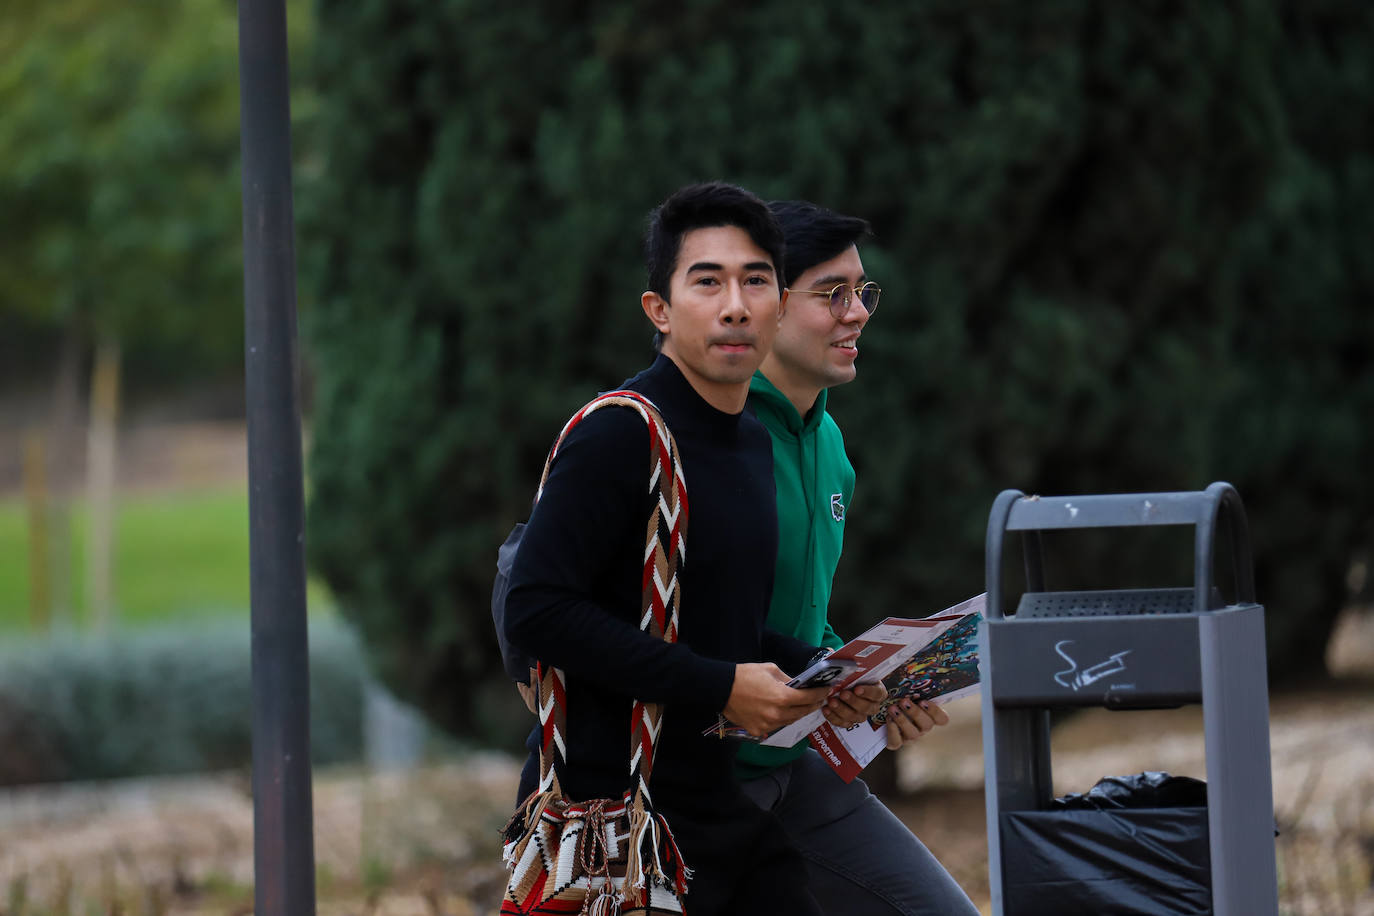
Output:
(238, 0), (316, 914)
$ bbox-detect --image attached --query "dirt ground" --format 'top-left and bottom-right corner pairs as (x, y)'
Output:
(3, 421), (1371, 913)
(2, 656), (1371, 915)
(0, 420), (249, 497)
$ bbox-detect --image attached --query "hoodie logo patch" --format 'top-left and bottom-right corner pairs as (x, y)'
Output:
(831, 493), (846, 522)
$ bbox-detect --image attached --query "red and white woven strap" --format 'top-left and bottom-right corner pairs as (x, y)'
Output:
(532, 391), (688, 801)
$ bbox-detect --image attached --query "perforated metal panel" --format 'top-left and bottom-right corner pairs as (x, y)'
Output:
(1015, 587), (1221, 618)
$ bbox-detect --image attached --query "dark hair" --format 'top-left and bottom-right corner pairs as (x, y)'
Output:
(767, 200), (872, 288)
(643, 181), (785, 302)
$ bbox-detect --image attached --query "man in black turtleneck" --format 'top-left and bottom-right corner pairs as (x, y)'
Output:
(505, 182), (830, 913)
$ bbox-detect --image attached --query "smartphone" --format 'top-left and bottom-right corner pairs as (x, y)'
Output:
(787, 656), (858, 689)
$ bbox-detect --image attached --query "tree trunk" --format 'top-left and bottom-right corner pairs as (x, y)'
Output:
(86, 336), (121, 631)
(23, 432), (52, 631)
(46, 326), (85, 625)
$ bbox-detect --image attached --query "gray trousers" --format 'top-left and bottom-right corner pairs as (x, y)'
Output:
(740, 750), (980, 916)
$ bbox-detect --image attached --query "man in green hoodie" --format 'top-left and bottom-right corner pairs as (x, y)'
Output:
(739, 200), (979, 916)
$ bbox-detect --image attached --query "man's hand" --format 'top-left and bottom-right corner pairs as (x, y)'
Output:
(821, 683), (887, 728)
(883, 699), (951, 750)
(723, 663), (830, 738)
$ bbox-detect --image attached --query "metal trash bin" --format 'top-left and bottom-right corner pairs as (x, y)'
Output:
(979, 482), (1278, 915)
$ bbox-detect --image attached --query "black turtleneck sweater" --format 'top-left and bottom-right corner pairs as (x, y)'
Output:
(505, 354), (817, 804)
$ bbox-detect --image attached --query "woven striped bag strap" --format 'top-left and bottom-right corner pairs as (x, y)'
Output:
(531, 391), (688, 802)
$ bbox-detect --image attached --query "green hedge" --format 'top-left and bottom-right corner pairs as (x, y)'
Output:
(0, 617), (366, 786)
(303, 0), (1374, 739)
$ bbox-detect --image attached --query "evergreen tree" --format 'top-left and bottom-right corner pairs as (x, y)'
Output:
(304, 0), (1374, 739)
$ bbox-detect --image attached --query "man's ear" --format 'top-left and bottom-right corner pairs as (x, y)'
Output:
(777, 288), (790, 324)
(642, 290), (671, 335)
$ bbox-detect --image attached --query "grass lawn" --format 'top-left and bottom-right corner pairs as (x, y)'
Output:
(0, 486), (331, 632)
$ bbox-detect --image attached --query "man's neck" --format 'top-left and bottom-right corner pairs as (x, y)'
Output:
(661, 352), (749, 414)
(758, 359), (821, 419)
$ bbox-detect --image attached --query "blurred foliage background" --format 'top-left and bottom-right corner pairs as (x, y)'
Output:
(0, 0), (323, 783)
(302, 0), (1373, 743)
(2, 0), (256, 386)
(1, 0), (1371, 766)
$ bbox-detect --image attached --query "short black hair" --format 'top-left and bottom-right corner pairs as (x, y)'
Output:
(767, 200), (872, 288)
(644, 181), (785, 302)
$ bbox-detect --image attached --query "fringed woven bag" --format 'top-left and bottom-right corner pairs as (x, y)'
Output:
(501, 391), (691, 916)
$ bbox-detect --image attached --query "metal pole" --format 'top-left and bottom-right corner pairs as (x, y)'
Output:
(237, 0), (316, 913)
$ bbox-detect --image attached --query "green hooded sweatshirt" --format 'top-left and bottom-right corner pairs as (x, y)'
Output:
(736, 371), (854, 778)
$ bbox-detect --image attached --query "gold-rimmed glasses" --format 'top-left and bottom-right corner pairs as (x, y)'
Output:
(786, 282), (881, 320)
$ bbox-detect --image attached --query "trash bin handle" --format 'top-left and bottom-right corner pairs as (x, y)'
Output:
(1196, 481), (1256, 610)
(985, 482), (1256, 618)
(986, 488), (1034, 620)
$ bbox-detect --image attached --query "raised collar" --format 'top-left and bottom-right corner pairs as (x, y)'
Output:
(620, 354), (746, 440)
(748, 371), (828, 437)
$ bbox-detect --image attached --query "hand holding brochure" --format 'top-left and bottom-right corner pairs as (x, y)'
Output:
(705, 594), (985, 779)
(807, 597), (983, 781)
(702, 656), (859, 741)
(869, 609), (982, 724)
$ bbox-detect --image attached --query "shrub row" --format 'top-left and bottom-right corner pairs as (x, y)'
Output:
(0, 617), (366, 786)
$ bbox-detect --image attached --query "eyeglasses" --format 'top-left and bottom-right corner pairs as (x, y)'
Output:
(786, 282), (881, 320)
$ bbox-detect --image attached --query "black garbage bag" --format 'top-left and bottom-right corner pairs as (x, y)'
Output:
(1001, 772), (1212, 916)
(1051, 770), (1208, 810)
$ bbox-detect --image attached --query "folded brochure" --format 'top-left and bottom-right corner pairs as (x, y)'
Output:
(706, 593), (985, 782)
